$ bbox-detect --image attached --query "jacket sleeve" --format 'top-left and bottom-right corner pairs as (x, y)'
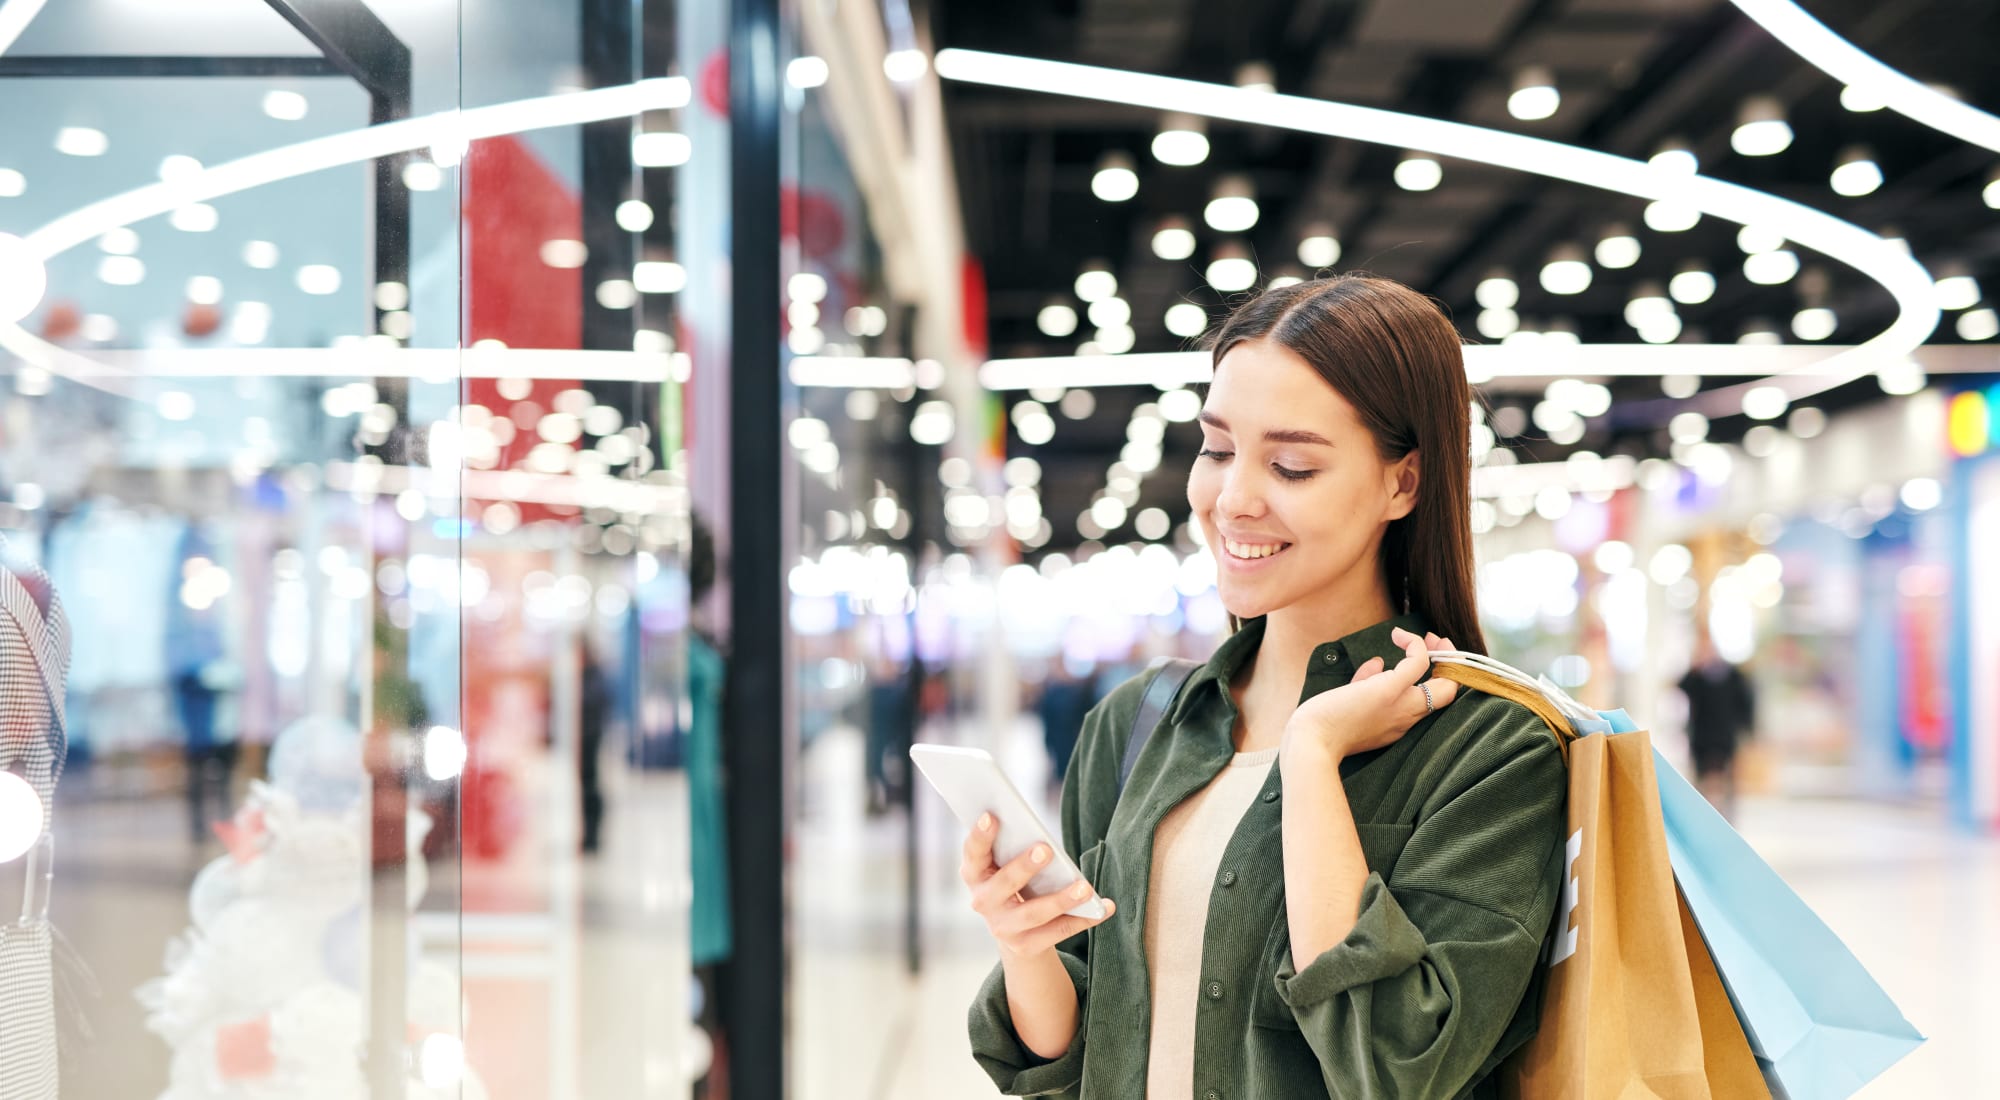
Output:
(1272, 715), (1567, 1099)
(966, 677), (1140, 1097)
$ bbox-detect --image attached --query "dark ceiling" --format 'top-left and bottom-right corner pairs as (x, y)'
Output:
(928, 0), (2000, 554)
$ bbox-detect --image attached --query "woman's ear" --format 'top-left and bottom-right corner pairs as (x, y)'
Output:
(1386, 451), (1420, 522)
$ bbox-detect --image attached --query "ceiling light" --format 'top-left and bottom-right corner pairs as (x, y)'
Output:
(297, 264), (341, 295)
(186, 275), (223, 305)
(788, 272), (827, 303)
(263, 90), (309, 121)
(1091, 152), (1139, 202)
(1742, 385), (1790, 420)
(0, 234), (48, 323)
(1840, 84), (1887, 113)
(1476, 307), (1519, 339)
(1204, 175), (1258, 232)
(1624, 283), (1673, 328)
(1152, 217), (1197, 261)
(1643, 200), (1699, 232)
(1669, 265), (1716, 305)
(402, 160), (443, 190)
(1636, 314), (1683, 344)
(1152, 113), (1209, 166)
(0, 169), (23, 197)
(634, 261), (686, 294)
(97, 255), (143, 285)
(1731, 96), (1793, 156)
(1594, 226), (1640, 269)
(1788, 406), (1826, 437)
(1206, 243), (1257, 292)
(374, 281), (409, 311)
(1508, 66), (1560, 121)
(1267, 274), (1304, 289)
(633, 131), (692, 167)
(1087, 297), (1131, 327)
(1738, 320), (1783, 345)
(883, 49), (928, 84)
(1164, 303), (1208, 338)
(1738, 225), (1787, 253)
(1661, 374), (1701, 398)
(1038, 302), (1079, 337)
(1648, 141), (1698, 175)
(1234, 61), (1276, 93)
(1829, 146), (1882, 196)
(615, 199), (654, 232)
(788, 56), (830, 89)
(1539, 244), (1591, 295)
(1986, 169), (2000, 210)
(158, 155), (202, 183)
(1394, 153), (1442, 191)
(243, 240), (280, 268)
(1669, 412), (1710, 443)
(1956, 307), (1998, 341)
(1475, 272), (1519, 309)
(1730, 0), (2000, 156)
(1934, 268), (1980, 310)
(99, 227), (138, 254)
(80, 314), (115, 342)
(540, 239), (587, 268)
(170, 204), (218, 232)
(1876, 359), (1925, 396)
(1297, 227), (1340, 269)
(1095, 324), (1136, 354)
(1791, 307), (1837, 341)
(1744, 250), (1800, 285)
(55, 127), (107, 157)
(1075, 262), (1117, 302)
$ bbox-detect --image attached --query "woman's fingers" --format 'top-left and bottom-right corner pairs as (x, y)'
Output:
(972, 842), (1058, 913)
(959, 813), (999, 885)
(1014, 903), (1118, 956)
(999, 879), (1104, 934)
(1351, 655), (1387, 681)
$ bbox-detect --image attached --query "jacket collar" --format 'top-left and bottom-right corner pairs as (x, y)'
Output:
(1171, 611), (1434, 726)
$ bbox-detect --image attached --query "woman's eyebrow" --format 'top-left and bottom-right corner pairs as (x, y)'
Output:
(1197, 411), (1332, 447)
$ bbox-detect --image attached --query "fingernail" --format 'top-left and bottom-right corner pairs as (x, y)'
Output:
(1072, 882), (1089, 899)
(977, 813), (992, 831)
(1103, 899), (1116, 915)
(1032, 845), (1049, 864)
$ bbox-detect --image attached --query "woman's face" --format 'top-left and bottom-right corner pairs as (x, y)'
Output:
(1186, 338), (1418, 622)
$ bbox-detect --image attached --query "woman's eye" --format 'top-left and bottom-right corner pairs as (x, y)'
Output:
(1272, 464), (1315, 482)
(1197, 448), (1233, 462)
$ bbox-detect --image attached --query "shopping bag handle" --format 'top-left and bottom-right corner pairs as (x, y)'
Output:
(1430, 658), (1575, 764)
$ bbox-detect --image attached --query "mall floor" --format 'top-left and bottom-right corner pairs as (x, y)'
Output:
(40, 713), (1998, 1098)
(796, 716), (2000, 1100)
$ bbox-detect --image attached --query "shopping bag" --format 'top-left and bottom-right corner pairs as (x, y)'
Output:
(1434, 663), (1750, 1099)
(1655, 753), (1925, 1099)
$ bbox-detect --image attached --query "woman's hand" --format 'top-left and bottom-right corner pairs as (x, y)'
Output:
(1282, 628), (1461, 763)
(960, 813), (1116, 960)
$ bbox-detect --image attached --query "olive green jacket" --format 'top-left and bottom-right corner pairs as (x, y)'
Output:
(968, 615), (1568, 1099)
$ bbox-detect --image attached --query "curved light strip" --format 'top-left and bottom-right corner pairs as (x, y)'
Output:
(0, 78), (689, 394)
(934, 49), (1938, 419)
(0, 0), (47, 57)
(1730, 0), (2000, 154)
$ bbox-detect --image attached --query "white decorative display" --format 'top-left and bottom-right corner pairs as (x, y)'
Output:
(138, 716), (487, 1100)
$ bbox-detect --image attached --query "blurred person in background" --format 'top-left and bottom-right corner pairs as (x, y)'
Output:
(1037, 654), (1094, 796)
(865, 650), (913, 816)
(960, 275), (1569, 1098)
(1678, 631), (1757, 821)
(686, 514), (735, 1100)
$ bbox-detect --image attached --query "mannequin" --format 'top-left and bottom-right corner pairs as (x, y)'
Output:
(0, 533), (71, 1099)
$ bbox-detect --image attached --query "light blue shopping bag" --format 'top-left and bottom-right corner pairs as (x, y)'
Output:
(1627, 710), (1925, 1100)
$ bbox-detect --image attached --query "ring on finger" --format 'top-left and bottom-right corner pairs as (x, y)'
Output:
(1420, 681), (1436, 713)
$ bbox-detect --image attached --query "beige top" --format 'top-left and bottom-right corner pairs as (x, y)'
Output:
(1143, 746), (1281, 1099)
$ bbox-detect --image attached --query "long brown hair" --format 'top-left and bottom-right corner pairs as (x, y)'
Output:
(1205, 273), (1487, 655)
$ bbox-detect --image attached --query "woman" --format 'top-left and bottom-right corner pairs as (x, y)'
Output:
(963, 275), (1568, 1098)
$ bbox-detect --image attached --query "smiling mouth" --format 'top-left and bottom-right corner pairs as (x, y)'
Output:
(1222, 538), (1292, 561)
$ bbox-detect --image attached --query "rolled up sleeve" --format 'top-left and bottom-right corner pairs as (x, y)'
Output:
(1273, 729), (1566, 1098)
(967, 948), (1090, 1097)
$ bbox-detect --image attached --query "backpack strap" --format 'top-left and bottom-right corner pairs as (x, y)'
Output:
(1118, 657), (1201, 798)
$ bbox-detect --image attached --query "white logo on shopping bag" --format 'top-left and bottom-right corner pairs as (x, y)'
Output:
(1547, 829), (1582, 966)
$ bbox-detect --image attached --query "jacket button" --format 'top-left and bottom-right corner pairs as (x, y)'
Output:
(1218, 869), (1236, 887)
(1206, 980), (1224, 1000)
(1322, 650), (1338, 664)
(1262, 789), (1279, 803)
(1206, 1092), (1222, 1100)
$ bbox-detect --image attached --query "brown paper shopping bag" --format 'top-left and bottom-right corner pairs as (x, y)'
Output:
(1433, 663), (1764, 1100)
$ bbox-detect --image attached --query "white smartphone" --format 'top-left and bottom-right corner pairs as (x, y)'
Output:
(909, 744), (1106, 920)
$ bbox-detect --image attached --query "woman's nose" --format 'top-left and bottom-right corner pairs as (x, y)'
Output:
(1215, 465), (1262, 518)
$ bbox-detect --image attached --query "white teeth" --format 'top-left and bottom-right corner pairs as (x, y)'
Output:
(1225, 539), (1288, 560)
